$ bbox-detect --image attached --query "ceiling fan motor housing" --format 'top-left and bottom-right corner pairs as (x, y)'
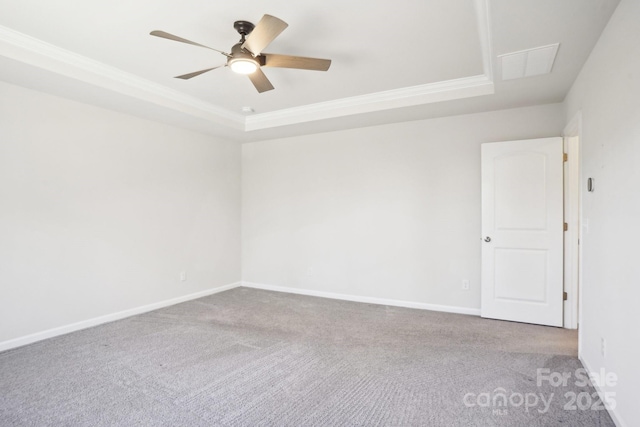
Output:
(228, 43), (261, 73)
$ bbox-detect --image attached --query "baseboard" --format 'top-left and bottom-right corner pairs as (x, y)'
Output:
(0, 282), (241, 353)
(579, 356), (626, 427)
(242, 282), (481, 316)
(1, 281), (480, 352)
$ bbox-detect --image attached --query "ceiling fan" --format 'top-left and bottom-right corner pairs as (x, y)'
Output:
(150, 14), (331, 93)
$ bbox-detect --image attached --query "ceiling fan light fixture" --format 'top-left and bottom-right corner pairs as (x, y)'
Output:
(229, 58), (259, 74)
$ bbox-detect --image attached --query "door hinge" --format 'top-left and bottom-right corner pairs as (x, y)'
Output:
(563, 153), (568, 162)
(564, 222), (568, 231)
(563, 291), (568, 301)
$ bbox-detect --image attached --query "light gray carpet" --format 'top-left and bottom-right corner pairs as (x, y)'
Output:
(0, 287), (614, 426)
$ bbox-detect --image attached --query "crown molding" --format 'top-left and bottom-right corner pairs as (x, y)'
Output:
(474, 0), (494, 78)
(244, 75), (494, 131)
(0, 25), (245, 130)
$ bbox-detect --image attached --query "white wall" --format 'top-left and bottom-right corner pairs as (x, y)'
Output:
(0, 81), (241, 345)
(242, 104), (565, 310)
(564, 0), (640, 425)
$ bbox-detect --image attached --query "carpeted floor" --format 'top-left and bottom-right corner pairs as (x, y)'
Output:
(0, 287), (615, 426)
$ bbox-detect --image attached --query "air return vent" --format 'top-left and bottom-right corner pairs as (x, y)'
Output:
(499, 43), (559, 80)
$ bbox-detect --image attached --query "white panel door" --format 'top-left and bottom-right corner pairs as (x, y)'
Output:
(481, 138), (564, 327)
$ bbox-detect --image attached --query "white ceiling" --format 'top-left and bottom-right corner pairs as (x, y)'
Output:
(0, 0), (620, 142)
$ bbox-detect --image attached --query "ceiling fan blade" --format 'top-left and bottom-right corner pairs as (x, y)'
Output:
(174, 66), (224, 80)
(241, 15), (288, 55)
(262, 53), (331, 71)
(247, 68), (274, 93)
(150, 31), (229, 56)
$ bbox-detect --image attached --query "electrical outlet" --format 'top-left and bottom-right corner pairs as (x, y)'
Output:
(601, 337), (606, 357)
(462, 280), (470, 291)
(180, 271), (187, 282)
(306, 267), (314, 277)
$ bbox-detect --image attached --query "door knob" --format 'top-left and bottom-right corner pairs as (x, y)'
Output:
(484, 236), (491, 242)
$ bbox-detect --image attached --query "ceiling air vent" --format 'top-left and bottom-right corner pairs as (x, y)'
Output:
(499, 43), (559, 80)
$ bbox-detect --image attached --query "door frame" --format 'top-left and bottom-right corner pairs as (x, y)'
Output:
(563, 111), (582, 333)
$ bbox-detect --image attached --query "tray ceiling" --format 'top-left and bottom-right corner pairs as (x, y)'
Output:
(0, 0), (620, 142)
